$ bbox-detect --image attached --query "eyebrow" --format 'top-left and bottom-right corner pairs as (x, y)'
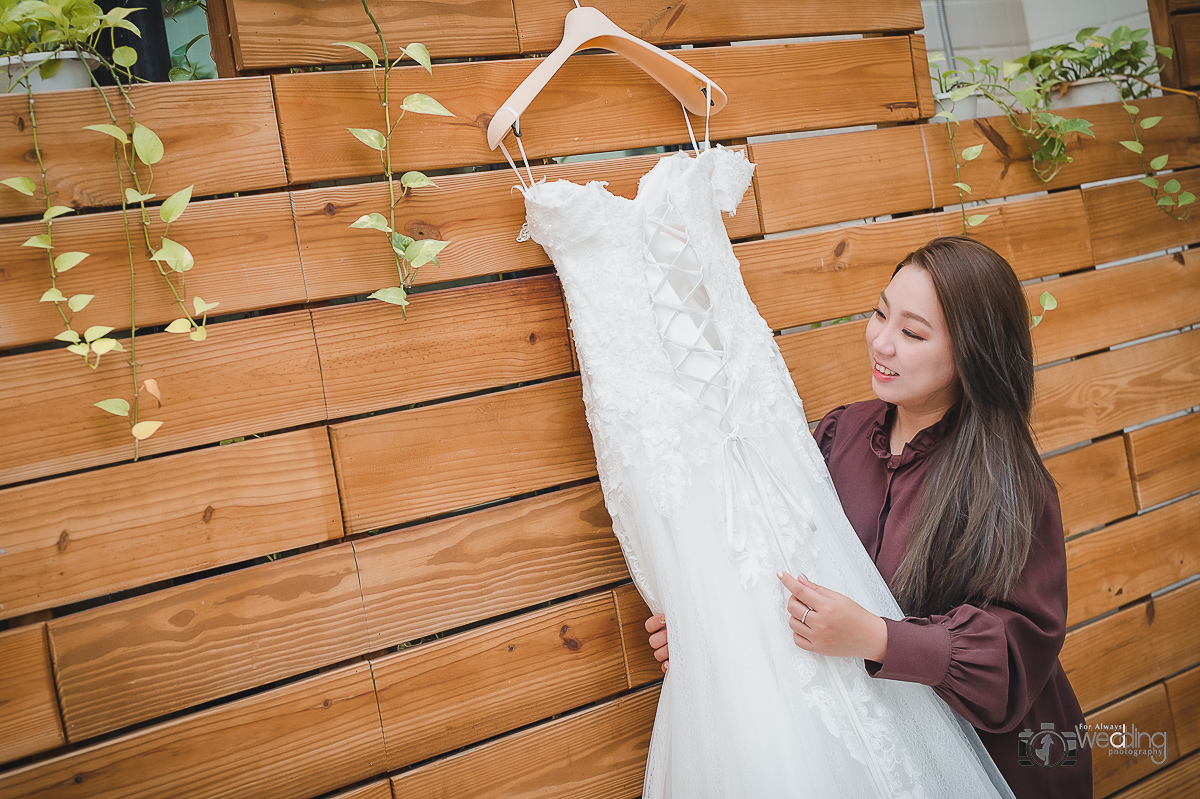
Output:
(879, 291), (932, 328)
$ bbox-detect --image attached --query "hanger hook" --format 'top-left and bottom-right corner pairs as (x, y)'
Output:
(700, 85), (715, 107)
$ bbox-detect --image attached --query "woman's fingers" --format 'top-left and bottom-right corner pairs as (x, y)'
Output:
(645, 613), (670, 671)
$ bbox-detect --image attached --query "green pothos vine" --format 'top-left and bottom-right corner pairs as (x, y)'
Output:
(2, 8), (214, 458)
(335, 0), (454, 318)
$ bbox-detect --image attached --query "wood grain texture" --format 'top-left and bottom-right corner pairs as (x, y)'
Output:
(749, 125), (933, 234)
(0, 624), (63, 765)
(613, 582), (661, 687)
(1045, 436), (1138, 537)
(1065, 493), (1200, 626)
(909, 34), (937, 119)
(326, 781), (392, 799)
(330, 377), (596, 532)
(1109, 751), (1200, 799)
(0, 310), (327, 486)
(1028, 250), (1200, 365)
(372, 592), (627, 768)
(0, 428), (342, 621)
(1062, 579), (1200, 713)
(1166, 665), (1200, 755)
(1176, 13), (1200, 88)
(0, 77), (285, 218)
(1084, 166), (1200, 264)
(314, 276), (573, 418)
(272, 37), (924, 181)
(514, 0), (925, 53)
(1032, 328), (1200, 454)
(739, 214), (939, 331)
(389, 683), (658, 799)
(1087, 683), (1179, 797)
(778, 319), (873, 424)
(50, 545), (369, 742)
(355, 483), (625, 650)
(0, 663), (386, 799)
(925, 95), (1200, 206)
(294, 146), (759, 300)
(1127, 411), (1200, 509)
(0, 192), (305, 349)
(739, 190), (1090, 332)
(203, 0), (238, 78)
(226, 0), (518, 70)
(944, 191), (1094, 280)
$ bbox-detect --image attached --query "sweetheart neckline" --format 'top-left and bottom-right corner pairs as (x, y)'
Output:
(522, 145), (727, 206)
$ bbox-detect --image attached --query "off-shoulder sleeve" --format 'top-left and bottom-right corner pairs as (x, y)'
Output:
(864, 480), (1068, 734)
(710, 146), (756, 214)
(813, 404), (848, 467)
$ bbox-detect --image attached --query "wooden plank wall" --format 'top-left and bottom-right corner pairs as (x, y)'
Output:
(0, 2), (1197, 797)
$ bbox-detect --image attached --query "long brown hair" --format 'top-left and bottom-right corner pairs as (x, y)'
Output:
(887, 236), (1054, 617)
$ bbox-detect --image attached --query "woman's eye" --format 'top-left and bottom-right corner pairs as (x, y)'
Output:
(903, 329), (924, 340)
(872, 307), (884, 319)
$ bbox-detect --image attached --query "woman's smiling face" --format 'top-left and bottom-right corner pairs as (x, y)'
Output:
(865, 264), (961, 414)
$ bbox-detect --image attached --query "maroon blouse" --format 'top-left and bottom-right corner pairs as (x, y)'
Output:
(814, 399), (1092, 799)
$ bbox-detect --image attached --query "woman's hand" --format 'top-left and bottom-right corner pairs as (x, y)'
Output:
(777, 571), (888, 662)
(644, 612), (670, 673)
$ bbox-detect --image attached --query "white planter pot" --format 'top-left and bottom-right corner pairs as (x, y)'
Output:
(2, 50), (100, 94)
(1047, 76), (1124, 110)
(933, 90), (982, 122)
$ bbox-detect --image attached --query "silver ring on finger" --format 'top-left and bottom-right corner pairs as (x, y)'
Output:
(800, 606), (811, 626)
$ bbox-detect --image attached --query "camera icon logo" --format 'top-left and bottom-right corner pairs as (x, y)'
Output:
(1018, 722), (1079, 767)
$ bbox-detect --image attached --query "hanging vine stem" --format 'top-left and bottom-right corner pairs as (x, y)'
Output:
(335, 0), (455, 318)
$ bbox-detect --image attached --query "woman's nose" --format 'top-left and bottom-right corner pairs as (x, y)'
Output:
(870, 326), (897, 357)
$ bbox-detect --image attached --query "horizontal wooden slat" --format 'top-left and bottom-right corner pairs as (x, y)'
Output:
(0, 427), (342, 621)
(613, 582), (661, 686)
(1166, 664), (1200, 755)
(0, 663), (385, 799)
(749, 125), (932, 233)
(0, 310), (327, 486)
(0, 624), (63, 765)
(1085, 166), (1200, 263)
(1110, 751), (1200, 799)
(779, 319), (872, 424)
(740, 190), (1091, 331)
(294, 146), (760, 300)
(226, 0), (518, 70)
(1045, 436), (1138, 537)
(1062, 579), (1200, 713)
(0, 77), (285, 218)
(1126, 410), (1200, 509)
(515, 0), (925, 54)
(1032, 328), (1200, 453)
(1087, 683), (1179, 797)
(273, 36), (924, 181)
(327, 780), (391, 799)
(314, 276), (573, 417)
(389, 683), (658, 799)
(1065, 493), (1200, 626)
(355, 483), (625, 650)
(927, 96), (1200, 206)
(373, 592), (627, 768)
(1028, 250), (1200, 365)
(50, 544), (368, 742)
(330, 377), (595, 532)
(949, 191), (1094, 280)
(1, 193), (305, 349)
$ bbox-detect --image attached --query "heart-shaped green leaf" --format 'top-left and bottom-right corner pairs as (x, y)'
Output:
(67, 293), (95, 312)
(1, 176), (35, 196)
(348, 127), (387, 151)
(55, 251), (89, 273)
(44, 205), (74, 220)
(1150, 154), (1169, 170)
(84, 124), (130, 143)
(160, 184), (193, 224)
(334, 41), (379, 66)
(403, 237), (449, 267)
(401, 43), (432, 73)
(132, 123), (164, 166)
(84, 325), (114, 343)
(165, 318), (192, 333)
(349, 212), (392, 232)
(400, 93), (454, 116)
(960, 144), (983, 162)
(368, 286), (410, 307)
(23, 234), (51, 249)
(131, 420), (164, 440)
(193, 296), (220, 315)
(95, 398), (130, 417)
(113, 46), (138, 67)
(400, 170), (438, 189)
(40, 288), (65, 303)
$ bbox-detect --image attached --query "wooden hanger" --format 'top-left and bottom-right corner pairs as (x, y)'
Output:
(486, 2), (727, 150)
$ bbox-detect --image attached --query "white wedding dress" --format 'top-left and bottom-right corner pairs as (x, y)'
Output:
(506, 133), (1015, 798)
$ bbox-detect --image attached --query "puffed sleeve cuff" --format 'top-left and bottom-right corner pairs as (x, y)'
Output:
(813, 405), (847, 466)
(709, 146), (756, 214)
(865, 617), (952, 687)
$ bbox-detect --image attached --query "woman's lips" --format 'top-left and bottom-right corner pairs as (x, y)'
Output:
(873, 360), (898, 380)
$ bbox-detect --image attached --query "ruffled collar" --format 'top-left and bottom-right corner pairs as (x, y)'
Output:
(868, 400), (961, 468)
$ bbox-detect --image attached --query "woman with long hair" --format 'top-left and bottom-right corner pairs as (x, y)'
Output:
(647, 236), (1092, 797)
